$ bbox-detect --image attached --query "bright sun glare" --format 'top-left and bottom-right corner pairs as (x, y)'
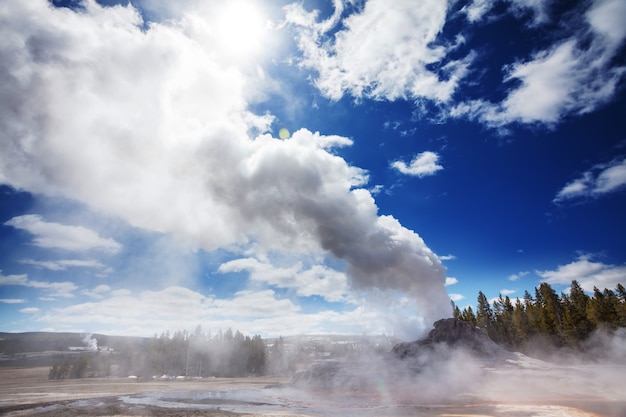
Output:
(215, 1), (267, 60)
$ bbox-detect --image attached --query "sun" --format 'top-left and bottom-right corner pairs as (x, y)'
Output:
(215, 1), (268, 61)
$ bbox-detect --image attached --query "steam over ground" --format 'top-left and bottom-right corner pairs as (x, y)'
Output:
(2, 326), (624, 416)
(286, 325), (626, 416)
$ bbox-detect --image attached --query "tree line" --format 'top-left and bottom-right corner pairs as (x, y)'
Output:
(454, 280), (626, 351)
(49, 327), (269, 379)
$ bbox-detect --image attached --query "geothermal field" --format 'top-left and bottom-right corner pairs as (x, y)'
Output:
(1, 320), (625, 417)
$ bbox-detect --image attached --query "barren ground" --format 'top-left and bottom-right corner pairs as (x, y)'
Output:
(1, 366), (624, 416)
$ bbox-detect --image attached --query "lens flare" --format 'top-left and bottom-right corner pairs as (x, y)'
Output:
(278, 128), (290, 139)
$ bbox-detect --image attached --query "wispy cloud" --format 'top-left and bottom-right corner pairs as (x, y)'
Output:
(0, 271), (77, 298)
(463, 0), (552, 25)
(286, 0), (625, 129)
(285, 0), (471, 103)
(452, 0), (626, 128)
(0, 298), (26, 304)
(445, 277), (458, 286)
(19, 307), (40, 314)
(5, 215), (121, 253)
(20, 258), (107, 271)
(391, 151), (443, 177)
(448, 293), (464, 302)
(82, 284), (112, 299)
(219, 258), (351, 302)
(508, 271), (529, 281)
(536, 254), (626, 292)
(31, 286), (386, 337)
(554, 158), (626, 203)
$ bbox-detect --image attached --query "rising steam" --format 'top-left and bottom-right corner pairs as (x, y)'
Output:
(0, 0), (451, 331)
(82, 333), (98, 351)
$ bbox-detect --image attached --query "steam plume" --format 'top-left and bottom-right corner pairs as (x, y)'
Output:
(82, 333), (98, 351)
(0, 0), (451, 330)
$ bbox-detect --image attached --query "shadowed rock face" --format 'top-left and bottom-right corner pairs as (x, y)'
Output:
(392, 318), (506, 359)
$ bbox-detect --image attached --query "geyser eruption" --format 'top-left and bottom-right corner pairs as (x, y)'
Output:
(0, 0), (451, 333)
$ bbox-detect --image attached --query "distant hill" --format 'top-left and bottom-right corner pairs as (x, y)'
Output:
(0, 332), (148, 367)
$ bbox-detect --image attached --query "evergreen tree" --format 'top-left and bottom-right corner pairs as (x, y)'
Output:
(453, 305), (461, 320)
(512, 297), (529, 344)
(537, 282), (562, 338)
(500, 295), (514, 346)
(563, 280), (593, 345)
(587, 287), (609, 327)
(476, 291), (495, 339)
(602, 288), (620, 327)
(616, 283), (626, 326)
(460, 306), (477, 326)
(524, 290), (541, 337)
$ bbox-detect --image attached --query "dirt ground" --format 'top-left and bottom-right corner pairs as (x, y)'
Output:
(0, 367), (291, 416)
(0, 367), (288, 404)
(0, 367), (624, 417)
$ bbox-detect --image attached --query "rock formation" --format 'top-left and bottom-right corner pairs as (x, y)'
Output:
(392, 318), (507, 359)
(292, 318), (515, 391)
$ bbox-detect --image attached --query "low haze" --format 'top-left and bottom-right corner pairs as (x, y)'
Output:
(1, 0), (625, 339)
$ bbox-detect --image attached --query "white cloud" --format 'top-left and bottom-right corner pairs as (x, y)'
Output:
(536, 254), (626, 292)
(285, 0), (471, 103)
(554, 158), (626, 203)
(14, 280), (450, 339)
(587, 0), (626, 50)
(461, 0), (493, 23)
(19, 307), (40, 314)
(391, 151), (443, 177)
(219, 258), (345, 301)
(5, 215), (121, 253)
(509, 0), (552, 25)
(508, 271), (529, 281)
(31, 285), (368, 337)
(445, 277), (458, 286)
(213, 290), (301, 318)
(20, 258), (106, 271)
(449, 293), (464, 302)
(452, 0), (626, 128)
(82, 284), (111, 299)
(500, 289), (516, 296)
(0, 271), (77, 298)
(440, 254), (457, 261)
(369, 185), (384, 195)
(499, 41), (586, 124)
(286, 0), (625, 130)
(219, 257), (351, 302)
(0, 298), (26, 304)
(463, 0), (551, 25)
(594, 159), (626, 193)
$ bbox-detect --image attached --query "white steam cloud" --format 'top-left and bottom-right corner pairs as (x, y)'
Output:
(82, 333), (98, 351)
(0, 0), (451, 333)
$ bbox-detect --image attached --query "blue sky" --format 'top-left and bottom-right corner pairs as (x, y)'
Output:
(1, 0), (625, 340)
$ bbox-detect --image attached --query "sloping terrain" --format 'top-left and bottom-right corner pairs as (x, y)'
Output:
(392, 318), (511, 360)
